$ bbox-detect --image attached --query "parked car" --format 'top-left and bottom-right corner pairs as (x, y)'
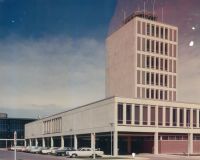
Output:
(66, 147), (104, 158)
(30, 147), (46, 154)
(53, 147), (74, 156)
(51, 147), (59, 154)
(41, 147), (58, 154)
(10, 146), (25, 152)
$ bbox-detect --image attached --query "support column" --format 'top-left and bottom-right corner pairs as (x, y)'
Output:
(154, 132), (158, 154)
(74, 135), (77, 150)
(113, 131), (118, 156)
(91, 133), (96, 156)
(197, 110), (199, 128)
(177, 108), (180, 127)
(42, 138), (45, 147)
(61, 136), (64, 147)
(123, 103), (126, 125)
(170, 107), (173, 127)
(35, 138), (38, 147)
(184, 108), (187, 127)
(188, 133), (193, 154)
(190, 109), (193, 128)
(131, 104), (135, 125)
(24, 140), (27, 147)
(29, 139), (32, 147)
(51, 137), (54, 147)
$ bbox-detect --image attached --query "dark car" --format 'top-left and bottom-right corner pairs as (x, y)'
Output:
(54, 147), (74, 156)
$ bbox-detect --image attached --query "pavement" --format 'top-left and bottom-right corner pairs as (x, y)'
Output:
(1, 150), (200, 160)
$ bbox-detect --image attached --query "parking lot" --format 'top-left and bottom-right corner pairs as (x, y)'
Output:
(2, 150), (200, 160)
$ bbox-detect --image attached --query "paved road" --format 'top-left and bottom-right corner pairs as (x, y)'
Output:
(1, 150), (200, 160)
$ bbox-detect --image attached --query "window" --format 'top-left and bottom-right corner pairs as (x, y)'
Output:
(137, 21), (141, 34)
(160, 58), (163, 70)
(137, 70), (140, 84)
(151, 57), (154, 69)
(151, 73), (154, 85)
(143, 106), (148, 125)
(165, 75), (168, 87)
(174, 30), (177, 42)
(151, 106), (155, 125)
(147, 39), (150, 52)
(146, 88), (150, 98)
(156, 41), (159, 53)
(118, 104), (123, 124)
(151, 25), (155, 36)
(173, 91), (176, 101)
(156, 89), (159, 99)
(158, 107), (163, 126)
(160, 42), (163, 54)
(174, 45), (177, 57)
(166, 108), (170, 126)
(147, 23), (150, 35)
(142, 71), (145, 84)
(165, 59), (168, 71)
(165, 43), (168, 55)
(170, 29), (173, 41)
(137, 54), (141, 67)
(137, 37), (141, 51)
(160, 27), (164, 38)
(169, 44), (173, 57)
(142, 22), (146, 35)
(146, 72), (150, 84)
(160, 90), (163, 100)
(160, 74), (163, 86)
(151, 40), (154, 52)
(146, 56), (150, 68)
(165, 28), (168, 39)
(165, 90), (168, 100)
(137, 87), (140, 98)
(186, 109), (190, 127)
(180, 109), (184, 127)
(173, 108), (177, 126)
(142, 54), (145, 68)
(135, 105), (140, 125)
(151, 89), (154, 99)
(156, 57), (159, 69)
(156, 73), (159, 85)
(173, 60), (176, 73)
(169, 59), (172, 72)
(193, 110), (197, 127)
(169, 91), (172, 101)
(173, 76), (176, 88)
(142, 38), (145, 51)
(126, 104), (132, 124)
(156, 26), (159, 37)
(142, 88), (145, 98)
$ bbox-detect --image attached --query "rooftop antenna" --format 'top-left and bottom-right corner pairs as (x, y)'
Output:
(152, 0), (156, 17)
(162, 7), (164, 22)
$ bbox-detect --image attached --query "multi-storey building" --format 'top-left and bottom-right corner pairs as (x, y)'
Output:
(25, 12), (200, 155)
(106, 12), (177, 101)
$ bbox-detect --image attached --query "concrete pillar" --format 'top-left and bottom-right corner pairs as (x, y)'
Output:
(190, 109), (193, 128)
(184, 108), (187, 127)
(113, 131), (118, 156)
(42, 138), (45, 147)
(197, 110), (199, 127)
(91, 133), (96, 153)
(177, 108), (180, 127)
(24, 140), (27, 147)
(154, 132), (158, 154)
(123, 103), (126, 125)
(51, 137), (54, 147)
(170, 107), (173, 127)
(29, 139), (32, 147)
(74, 135), (77, 150)
(61, 136), (64, 147)
(188, 133), (193, 154)
(35, 138), (38, 147)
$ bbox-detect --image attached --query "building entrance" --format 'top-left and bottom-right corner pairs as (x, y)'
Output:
(118, 133), (154, 155)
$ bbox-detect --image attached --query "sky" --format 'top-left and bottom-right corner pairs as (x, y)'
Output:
(0, 0), (200, 118)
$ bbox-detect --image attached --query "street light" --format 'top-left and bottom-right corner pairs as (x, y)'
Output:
(109, 122), (114, 156)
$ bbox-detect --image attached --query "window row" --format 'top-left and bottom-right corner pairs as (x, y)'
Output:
(43, 117), (62, 134)
(137, 54), (177, 73)
(137, 70), (176, 88)
(137, 37), (177, 58)
(137, 20), (177, 42)
(137, 87), (176, 101)
(117, 103), (200, 128)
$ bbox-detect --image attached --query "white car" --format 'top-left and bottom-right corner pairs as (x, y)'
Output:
(30, 147), (46, 154)
(10, 146), (25, 152)
(41, 147), (58, 154)
(66, 147), (104, 158)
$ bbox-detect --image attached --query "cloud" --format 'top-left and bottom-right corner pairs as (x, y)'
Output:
(0, 36), (105, 118)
